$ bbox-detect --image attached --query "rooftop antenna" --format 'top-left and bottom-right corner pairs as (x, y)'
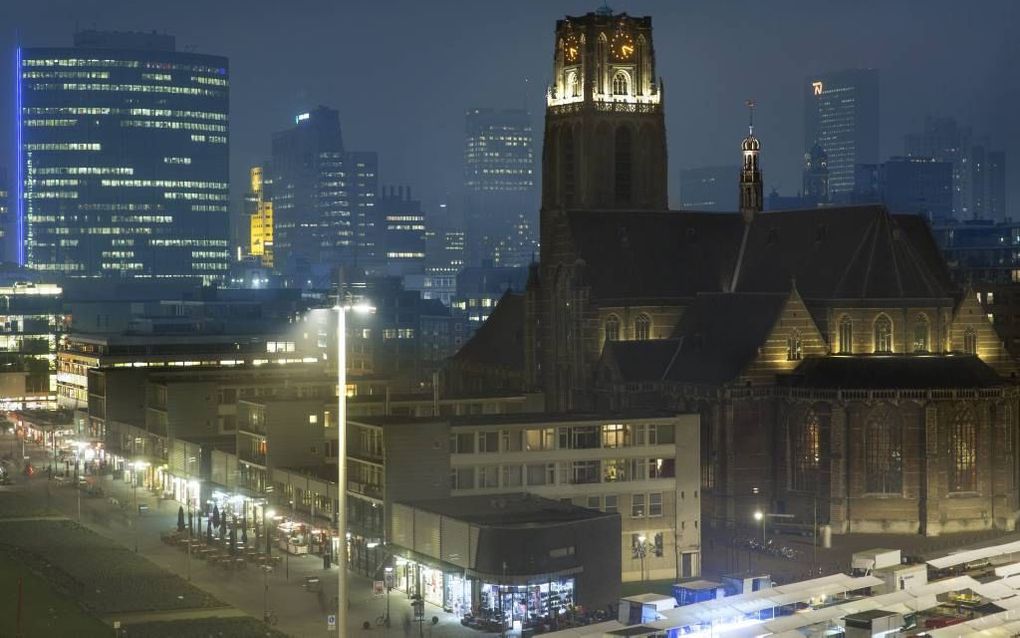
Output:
(596, 3), (613, 16)
(746, 98), (756, 136)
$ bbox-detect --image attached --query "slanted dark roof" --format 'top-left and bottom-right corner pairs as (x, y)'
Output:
(664, 292), (789, 384)
(734, 206), (954, 299)
(565, 205), (957, 303)
(566, 210), (743, 301)
(600, 293), (788, 385)
(779, 355), (1005, 389)
(602, 339), (681, 382)
(450, 291), (523, 370)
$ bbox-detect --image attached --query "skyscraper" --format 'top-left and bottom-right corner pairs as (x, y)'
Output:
(18, 30), (230, 281)
(270, 106), (347, 284)
(0, 167), (10, 263)
(463, 108), (536, 266)
(804, 69), (879, 197)
(880, 156), (953, 220)
(347, 151), (380, 273)
(905, 116), (973, 219)
(246, 166), (273, 267)
(378, 185), (426, 277)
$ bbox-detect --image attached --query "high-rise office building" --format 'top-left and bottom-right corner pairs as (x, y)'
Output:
(804, 69), (879, 197)
(246, 166), (273, 267)
(463, 108), (536, 265)
(880, 156), (953, 220)
(270, 106), (347, 284)
(379, 186), (426, 277)
(678, 166), (739, 211)
(987, 150), (1006, 221)
(905, 116), (973, 220)
(347, 151), (380, 273)
(0, 167), (10, 263)
(18, 30), (230, 281)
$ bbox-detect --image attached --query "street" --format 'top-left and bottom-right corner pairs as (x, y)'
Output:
(3, 432), (499, 637)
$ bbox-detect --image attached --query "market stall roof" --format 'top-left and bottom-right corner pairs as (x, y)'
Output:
(995, 562), (1020, 578)
(927, 540), (1020, 570)
(925, 607), (1020, 637)
(717, 576), (978, 638)
(645, 574), (882, 631)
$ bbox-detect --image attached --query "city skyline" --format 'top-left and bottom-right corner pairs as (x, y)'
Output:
(2, 0), (1019, 217)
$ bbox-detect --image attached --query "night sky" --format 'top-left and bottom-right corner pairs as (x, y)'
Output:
(3, 0), (1019, 214)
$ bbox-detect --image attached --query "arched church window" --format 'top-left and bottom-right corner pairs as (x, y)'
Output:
(612, 70), (630, 96)
(963, 327), (977, 355)
(950, 404), (977, 492)
(786, 329), (802, 361)
(913, 314), (930, 353)
(604, 315), (620, 343)
(614, 126), (632, 204)
(634, 313), (651, 341)
(874, 314), (893, 353)
(791, 408), (822, 491)
(566, 70), (579, 98)
(865, 406), (902, 494)
(838, 315), (853, 354)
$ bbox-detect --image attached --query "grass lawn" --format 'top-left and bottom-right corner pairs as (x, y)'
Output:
(0, 488), (61, 519)
(122, 617), (288, 637)
(0, 551), (110, 637)
(619, 578), (675, 598)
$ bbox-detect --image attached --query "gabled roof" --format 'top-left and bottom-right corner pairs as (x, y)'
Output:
(450, 291), (523, 370)
(601, 339), (681, 383)
(602, 292), (789, 385)
(664, 292), (790, 384)
(779, 355), (1005, 389)
(565, 205), (956, 302)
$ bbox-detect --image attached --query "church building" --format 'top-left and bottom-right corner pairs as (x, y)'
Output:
(452, 9), (1020, 538)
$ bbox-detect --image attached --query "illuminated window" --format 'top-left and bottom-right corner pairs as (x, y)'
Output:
(873, 314), (893, 353)
(791, 408), (822, 491)
(838, 315), (853, 353)
(913, 314), (930, 353)
(963, 328), (977, 355)
(864, 406), (902, 494)
(566, 70), (579, 98)
(605, 315), (620, 342)
(950, 405), (976, 492)
(634, 313), (651, 341)
(612, 70), (630, 95)
(786, 329), (802, 361)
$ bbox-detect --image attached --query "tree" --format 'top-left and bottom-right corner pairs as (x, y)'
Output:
(177, 506), (185, 532)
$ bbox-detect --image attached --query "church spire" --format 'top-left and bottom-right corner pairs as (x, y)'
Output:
(739, 99), (764, 222)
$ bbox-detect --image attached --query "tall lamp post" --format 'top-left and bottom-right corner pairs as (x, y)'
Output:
(131, 461), (149, 553)
(335, 300), (374, 635)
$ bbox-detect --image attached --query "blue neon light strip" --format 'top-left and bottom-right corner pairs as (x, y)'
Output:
(15, 46), (23, 265)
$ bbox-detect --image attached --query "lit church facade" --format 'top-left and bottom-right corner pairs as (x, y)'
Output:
(453, 10), (1020, 539)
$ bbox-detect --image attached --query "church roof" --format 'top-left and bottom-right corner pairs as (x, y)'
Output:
(450, 291), (524, 370)
(565, 205), (956, 302)
(602, 292), (789, 385)
(779, 355), (1005, 389)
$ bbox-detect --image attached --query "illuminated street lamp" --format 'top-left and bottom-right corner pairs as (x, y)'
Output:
(335, 299), (374, 635)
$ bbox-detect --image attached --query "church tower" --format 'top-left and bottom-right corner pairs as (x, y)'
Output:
(540, 10), (668, 217)
(739, 100), (763, 221)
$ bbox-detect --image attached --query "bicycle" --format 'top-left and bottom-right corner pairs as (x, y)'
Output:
(375, 614), (390, 627)
(264, 610), (278, 626)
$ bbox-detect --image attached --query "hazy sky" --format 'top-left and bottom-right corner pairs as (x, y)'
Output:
(3, 0), (1019, 213)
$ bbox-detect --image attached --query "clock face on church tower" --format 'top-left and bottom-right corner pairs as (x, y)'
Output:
(611, 29), (635, 61)
(564, 32), (580, 63)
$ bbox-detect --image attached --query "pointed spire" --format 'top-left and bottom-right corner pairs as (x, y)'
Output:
(746, 98), (755, 136)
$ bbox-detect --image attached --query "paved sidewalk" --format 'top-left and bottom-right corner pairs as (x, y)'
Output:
(10, 434), (499, 637)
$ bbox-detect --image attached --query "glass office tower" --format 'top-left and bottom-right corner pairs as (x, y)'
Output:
(18, 30), (230, 282)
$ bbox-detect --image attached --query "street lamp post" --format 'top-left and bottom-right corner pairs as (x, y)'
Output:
(335, 299), (374, 635)
(265, 508), (275, 556)
(637, 534), (648, 582)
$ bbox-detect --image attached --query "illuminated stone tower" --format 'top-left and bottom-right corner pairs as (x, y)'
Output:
(739, 101), (763, 221)
(531, 10), (668, 411)
(541, 10), (667, 217)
